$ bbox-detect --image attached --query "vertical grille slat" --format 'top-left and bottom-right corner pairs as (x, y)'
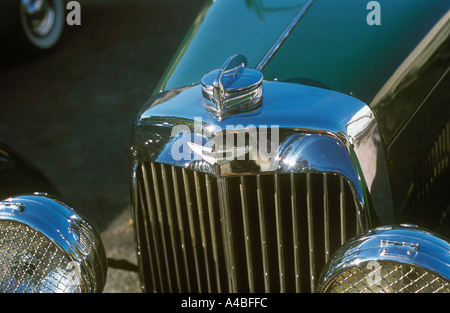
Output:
(323, 173), (330, 264)
(239, 176), (255, 293)
(306, 173), (316, 292)
(340, 176), (347, 245)
(194, 172), (212, 292)
(205, 175), (222, 293)
(273, 174), (286, 292)
(135, 163), (361, 293)
(290, 173), (301, 292)
(217, 177), (238, 292)
(256, 174), (271, 292)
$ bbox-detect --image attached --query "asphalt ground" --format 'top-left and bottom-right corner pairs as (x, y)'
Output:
(0, 0), (205, 293)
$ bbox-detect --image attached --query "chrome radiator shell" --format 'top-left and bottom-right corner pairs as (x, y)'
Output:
(130, 81), (393, 292)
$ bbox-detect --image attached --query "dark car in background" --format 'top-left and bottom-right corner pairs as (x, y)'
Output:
(1, 0), (65, 52)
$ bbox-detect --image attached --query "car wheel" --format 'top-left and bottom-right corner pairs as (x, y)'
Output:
(18, 0), (65, 51)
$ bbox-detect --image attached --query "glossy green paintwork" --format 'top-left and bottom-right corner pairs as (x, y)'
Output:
(152, 0), (450, 218)
(155, 0), (448, 105)
(156, 0), (309, 93)
(262, 0), (449, 103)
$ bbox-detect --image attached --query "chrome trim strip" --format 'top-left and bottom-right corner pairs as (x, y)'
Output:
(256, 0), (315, 70)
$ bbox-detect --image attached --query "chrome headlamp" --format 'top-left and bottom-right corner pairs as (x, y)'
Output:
(317, 225), (450, 293)
(0, 194), (107, 293)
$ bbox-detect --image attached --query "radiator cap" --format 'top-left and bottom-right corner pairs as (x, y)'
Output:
(201, 54), (263, 117)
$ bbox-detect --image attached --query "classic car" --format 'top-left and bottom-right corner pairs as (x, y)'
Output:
(0, 0), (65, 52)
(130, 0), (450, 293)
(1, 0), (449, 295)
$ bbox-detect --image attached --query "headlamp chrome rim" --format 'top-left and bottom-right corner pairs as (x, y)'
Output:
(316, 224), (450, 293)
(0, 194), (107, 293)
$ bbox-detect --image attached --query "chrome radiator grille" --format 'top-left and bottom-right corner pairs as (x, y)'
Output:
(134, 162), (361, 293)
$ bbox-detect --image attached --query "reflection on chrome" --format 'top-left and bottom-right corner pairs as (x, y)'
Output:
(132, 79), (393, 225)
(0, 195), (107, 293)
(317, 225), (450, 293)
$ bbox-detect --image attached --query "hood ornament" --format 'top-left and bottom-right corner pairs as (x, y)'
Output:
(187, 141), (253, 166)
(201, 54), (263, 118)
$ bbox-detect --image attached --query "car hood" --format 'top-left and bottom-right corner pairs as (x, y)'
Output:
(154, 0), (449, 105)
